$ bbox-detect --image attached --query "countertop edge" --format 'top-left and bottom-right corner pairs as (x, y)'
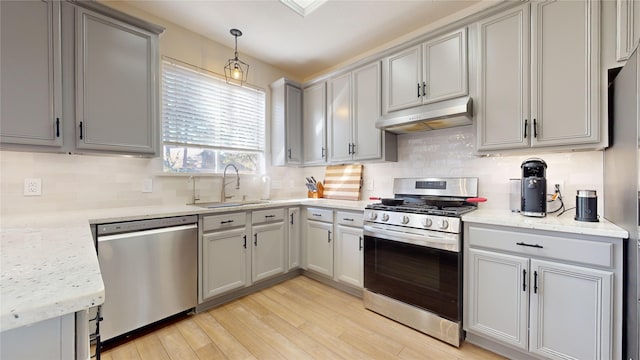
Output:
(0, 198), (371, 332)
(462, 209), (629, 239)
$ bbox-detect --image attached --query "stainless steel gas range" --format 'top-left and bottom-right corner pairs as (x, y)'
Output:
(363, 177), (479, 347)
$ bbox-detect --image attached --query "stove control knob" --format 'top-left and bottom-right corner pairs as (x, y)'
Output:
(401, 215), (410, 224)
(422, 218), (433, 228)
(381, 213), (390, 222)
(438, 219), (449, 230)
(368, 212), (378, 221)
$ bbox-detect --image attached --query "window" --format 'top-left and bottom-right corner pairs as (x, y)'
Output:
(162, 58), (266, 174)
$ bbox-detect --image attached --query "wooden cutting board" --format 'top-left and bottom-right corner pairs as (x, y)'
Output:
(322, 164), (363, 200)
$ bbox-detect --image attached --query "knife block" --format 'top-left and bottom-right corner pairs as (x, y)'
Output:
(307, 182), (324, 198)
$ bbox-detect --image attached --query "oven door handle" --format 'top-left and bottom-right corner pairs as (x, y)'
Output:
(363, 225), (459, 252)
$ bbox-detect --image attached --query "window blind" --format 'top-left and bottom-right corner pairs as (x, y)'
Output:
(162, 59), (265, 152)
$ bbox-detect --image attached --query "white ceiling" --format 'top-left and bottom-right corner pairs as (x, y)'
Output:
(122, 0), (485, 80)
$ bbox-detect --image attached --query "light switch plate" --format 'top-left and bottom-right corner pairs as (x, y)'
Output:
(366, 178), (374, 191)
(24, 178), (42, 196)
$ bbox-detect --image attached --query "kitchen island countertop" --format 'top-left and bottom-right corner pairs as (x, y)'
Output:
(462, 208), (629, 239)
(0, 198), (373, 332)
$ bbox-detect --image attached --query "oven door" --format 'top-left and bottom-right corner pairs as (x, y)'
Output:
(363, 224), (461, 322)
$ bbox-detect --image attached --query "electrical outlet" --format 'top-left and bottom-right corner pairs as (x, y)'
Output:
(550, 180), (563, 194)
(142, 178), (153, 193)
(366, 178), (374, 191)
(24, 178), (42, 196)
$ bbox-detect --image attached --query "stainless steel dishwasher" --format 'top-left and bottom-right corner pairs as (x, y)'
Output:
(96, 215), (198, 342)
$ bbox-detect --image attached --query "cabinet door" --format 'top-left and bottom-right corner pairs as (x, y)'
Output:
(423, 28), (468, 103)
(616, 0), (640, 61)
(286, 84), (303, 164)
(0, 314), (74, 360)
(334, 225), (363, 288)
(305, 220), (333, 277)
(252, 222), (285, 282)
(476, 4), (531, 151)
(0, 0), (62, 147)
(531, 0), (600, 147)
(467, 249), (529, 350)
(287, 207), (301, 270)
(353, 61), (383, 161)
(383, 45), (422, 113)
(303, 82), (327, 165)
(529, 259), (613, 360)
(202, 228), (248, 300)
(329, 72), (353, 162)
(76, 8), (158, 154)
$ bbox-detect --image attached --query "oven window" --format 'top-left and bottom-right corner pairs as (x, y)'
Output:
(364, 235), (460, 321)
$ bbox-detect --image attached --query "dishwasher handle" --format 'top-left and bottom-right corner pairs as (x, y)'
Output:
(97, 224), (197, 242)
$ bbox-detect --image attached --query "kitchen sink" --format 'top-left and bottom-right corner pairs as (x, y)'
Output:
(196, 200), (270, 209)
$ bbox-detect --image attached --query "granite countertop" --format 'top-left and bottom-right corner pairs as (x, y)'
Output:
(0, 198), (372, 332)
(5, 198), (626, 333)
(462, 208), (629, 239)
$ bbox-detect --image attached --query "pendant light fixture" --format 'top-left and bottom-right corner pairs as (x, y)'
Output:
(224, 28), (249, 86)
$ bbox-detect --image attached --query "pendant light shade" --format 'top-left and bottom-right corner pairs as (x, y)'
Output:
(224, 28), (249, 86)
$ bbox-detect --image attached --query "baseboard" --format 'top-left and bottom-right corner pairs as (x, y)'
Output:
(196, 269), (302, 313)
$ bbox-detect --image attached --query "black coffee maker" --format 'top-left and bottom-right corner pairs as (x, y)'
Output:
(521, 158), (547, 217)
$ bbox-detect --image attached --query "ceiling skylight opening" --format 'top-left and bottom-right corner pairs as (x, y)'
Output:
(279, 0), (327, 17)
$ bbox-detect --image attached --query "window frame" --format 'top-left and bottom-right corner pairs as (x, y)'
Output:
(160, 56), (266, 175)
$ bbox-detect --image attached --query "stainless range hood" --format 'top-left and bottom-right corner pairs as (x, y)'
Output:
(376, 96), (473, 134)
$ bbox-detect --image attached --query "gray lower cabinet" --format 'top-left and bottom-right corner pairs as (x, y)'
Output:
(251, 209), (286, 282)
(287, 207), (301, 270)
(334, 211), (364, 288)
(464, 222), (621, 360)
(0, 0), (63, 147)
(0, 314), (75, 360)
(305, 208), (334, 277)
(75, 6), (159, 155)
(200, 212), (249, 302)
(476, 1), (601, 152)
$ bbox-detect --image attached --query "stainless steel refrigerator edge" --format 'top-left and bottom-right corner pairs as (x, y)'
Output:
(604, 45), (640, 360)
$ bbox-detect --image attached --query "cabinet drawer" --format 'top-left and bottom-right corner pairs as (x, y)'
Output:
(306, 208), (333, 222)
(336, 211), (363, 227)
(467, 224), (613, 268)
(202, 212), (246, 232)
(252, 208), (284, 224)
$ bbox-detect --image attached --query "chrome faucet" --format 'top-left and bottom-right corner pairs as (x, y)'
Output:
(221, 164), (240, 202)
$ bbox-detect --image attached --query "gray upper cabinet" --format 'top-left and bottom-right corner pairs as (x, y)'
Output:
(271, 78), (302, 166)
(476, 0), (600, 151)
(530, 0), (600, 148)
(75, 7), (159, 155)
(303, 82), (327, 165)
(382, 28), (468, 114)
(329, 61), (396, 163)
(476, 3), (530, 151)
(329, 72), (353, 163)
(616, 0), (640, 61)
(1, 0), (63, 147)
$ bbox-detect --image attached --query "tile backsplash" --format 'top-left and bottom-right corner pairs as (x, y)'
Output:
(0, 125), (604, 215)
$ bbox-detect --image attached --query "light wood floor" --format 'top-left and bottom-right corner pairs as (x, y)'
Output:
(101, 276), (505, 360)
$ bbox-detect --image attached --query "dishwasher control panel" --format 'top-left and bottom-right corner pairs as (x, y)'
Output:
(97, 215), (198, 236)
